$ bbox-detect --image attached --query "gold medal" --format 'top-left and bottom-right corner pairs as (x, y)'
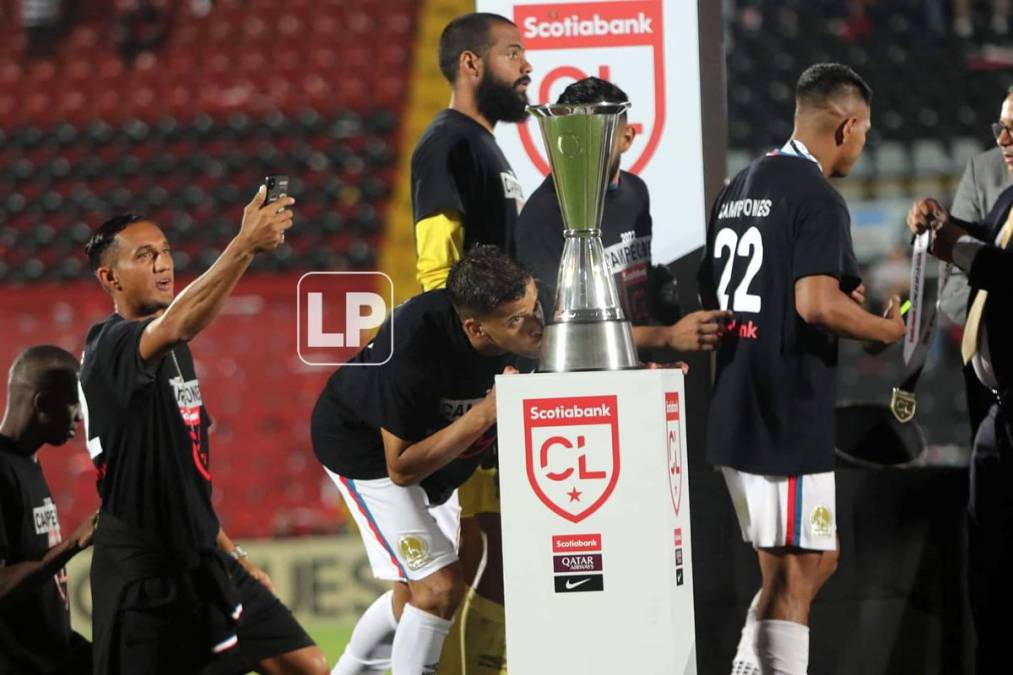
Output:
(890, 387), (917, 423)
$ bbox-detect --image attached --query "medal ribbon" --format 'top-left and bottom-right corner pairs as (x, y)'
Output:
(898, 230), (951, 395)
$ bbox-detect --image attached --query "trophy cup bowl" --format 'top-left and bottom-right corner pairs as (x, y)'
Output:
(527, 102), (640, 372)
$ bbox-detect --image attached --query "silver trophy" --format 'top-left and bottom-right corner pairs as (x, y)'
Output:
(528, 102), (639, 372)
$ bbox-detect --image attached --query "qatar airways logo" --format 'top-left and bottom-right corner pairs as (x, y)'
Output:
(522, 11), (654, 39)
(528, 402), (613, 421)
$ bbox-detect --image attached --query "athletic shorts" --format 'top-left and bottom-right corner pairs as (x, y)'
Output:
(720, 467), (837, 551)
(113, 557), (314, 675)
(328, 469), (461, 582)
(459, 466), (501, 518)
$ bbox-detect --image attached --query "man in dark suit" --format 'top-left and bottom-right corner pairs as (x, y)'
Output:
(908, 186), (1013, 673)
(940, 89), (1013, 445)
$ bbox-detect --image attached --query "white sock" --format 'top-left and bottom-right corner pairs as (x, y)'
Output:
(730, 590), (762, 674)
(391, 604), (452, 675)
(755, 620), (809, 675)
(333, 590), (398, 675)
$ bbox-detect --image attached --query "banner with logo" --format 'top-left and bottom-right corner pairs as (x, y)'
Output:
(496, 369), (696, 672)
(476, 0), (706, 264)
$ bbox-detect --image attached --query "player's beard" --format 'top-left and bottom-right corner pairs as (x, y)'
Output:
(477, 72), (530, 124)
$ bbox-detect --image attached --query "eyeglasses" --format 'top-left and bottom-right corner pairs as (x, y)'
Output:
(992, 121), (1013, 142)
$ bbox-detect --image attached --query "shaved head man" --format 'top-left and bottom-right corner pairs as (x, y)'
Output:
(0, 345), (95, 674)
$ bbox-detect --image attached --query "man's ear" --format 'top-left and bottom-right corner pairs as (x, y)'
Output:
(618, 124), (636, 153)
(461, 316), (485, 339)
(834, 117), (855, 147)
(459, 50), (483, 83)
(96, 264), (121, 294)
(32, 391), (51, 422)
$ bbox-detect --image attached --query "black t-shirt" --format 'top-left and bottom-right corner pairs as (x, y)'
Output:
(0, 436), (73, 673)
(411, 109), (524, 254)
(514, 171), (653, 323)
(79, 314), (219, 551)
(698, 152), (860, 475)
(312, 290), (534, 505)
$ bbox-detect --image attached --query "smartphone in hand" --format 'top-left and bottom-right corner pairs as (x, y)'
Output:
(263, 175), (289, 209)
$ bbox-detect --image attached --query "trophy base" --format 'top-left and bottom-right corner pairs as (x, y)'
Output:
(538, 321), (640, 373)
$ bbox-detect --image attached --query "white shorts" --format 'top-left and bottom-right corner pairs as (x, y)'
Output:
(327, 469), (462, 582)
(720, 467), (837, 551)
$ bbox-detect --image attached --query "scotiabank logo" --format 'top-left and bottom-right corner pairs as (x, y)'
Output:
(552, 533), (602, 553)
(514, 0), (665, 176)
(525, 396), (620, 523)
(522, 10), (655, 38)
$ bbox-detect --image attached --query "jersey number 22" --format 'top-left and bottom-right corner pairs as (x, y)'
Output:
(714, 226), (763, 313)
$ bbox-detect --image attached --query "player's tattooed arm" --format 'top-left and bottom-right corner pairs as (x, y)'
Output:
(139, 186), (295, 364)
(0, 511), (96, 611)
(382, 366), (516, 485)
(795, 275), (905, 344)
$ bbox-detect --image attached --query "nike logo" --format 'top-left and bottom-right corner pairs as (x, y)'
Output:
(554, 573), (604, 593)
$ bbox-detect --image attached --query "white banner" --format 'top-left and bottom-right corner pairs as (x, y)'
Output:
(476, 0), (707, 263)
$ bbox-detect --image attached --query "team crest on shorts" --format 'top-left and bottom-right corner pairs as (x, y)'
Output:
(397, 535), (431, 571)
(809, 505), (833, 539)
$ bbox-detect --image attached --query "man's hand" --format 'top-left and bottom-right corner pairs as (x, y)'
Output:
(862, 295), (906, 353)
(849, 283), (866, 306)
(907, 198), (946, 236)
(666, 310), (733, 351)
(239, 557), (277, 595)
(882, 295), (905, 343)
(71, 511), (98, 552)
(929, 219), (966, 263)
(237, 185), (295, 253)
(474, 365), (517, 424)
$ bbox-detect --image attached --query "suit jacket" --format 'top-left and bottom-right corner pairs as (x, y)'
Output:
(941, 148), (1011, 442)
(965, 183), (1013, 396)
(942, 147), (1012, 324)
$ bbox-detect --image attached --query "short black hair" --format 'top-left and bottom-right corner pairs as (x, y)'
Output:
(447, 245), (531, 317)
(85, 214), (145, 271)
(556, 77), (629, 105)
(438, 13), (515, 84)
(796, 63), (872, 108)
(8, 345), (78, 390)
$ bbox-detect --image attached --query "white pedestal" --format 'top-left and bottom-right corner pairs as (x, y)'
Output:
(495, 369), (697, 674)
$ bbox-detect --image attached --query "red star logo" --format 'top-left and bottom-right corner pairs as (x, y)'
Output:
(567, 487), (582, 502)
